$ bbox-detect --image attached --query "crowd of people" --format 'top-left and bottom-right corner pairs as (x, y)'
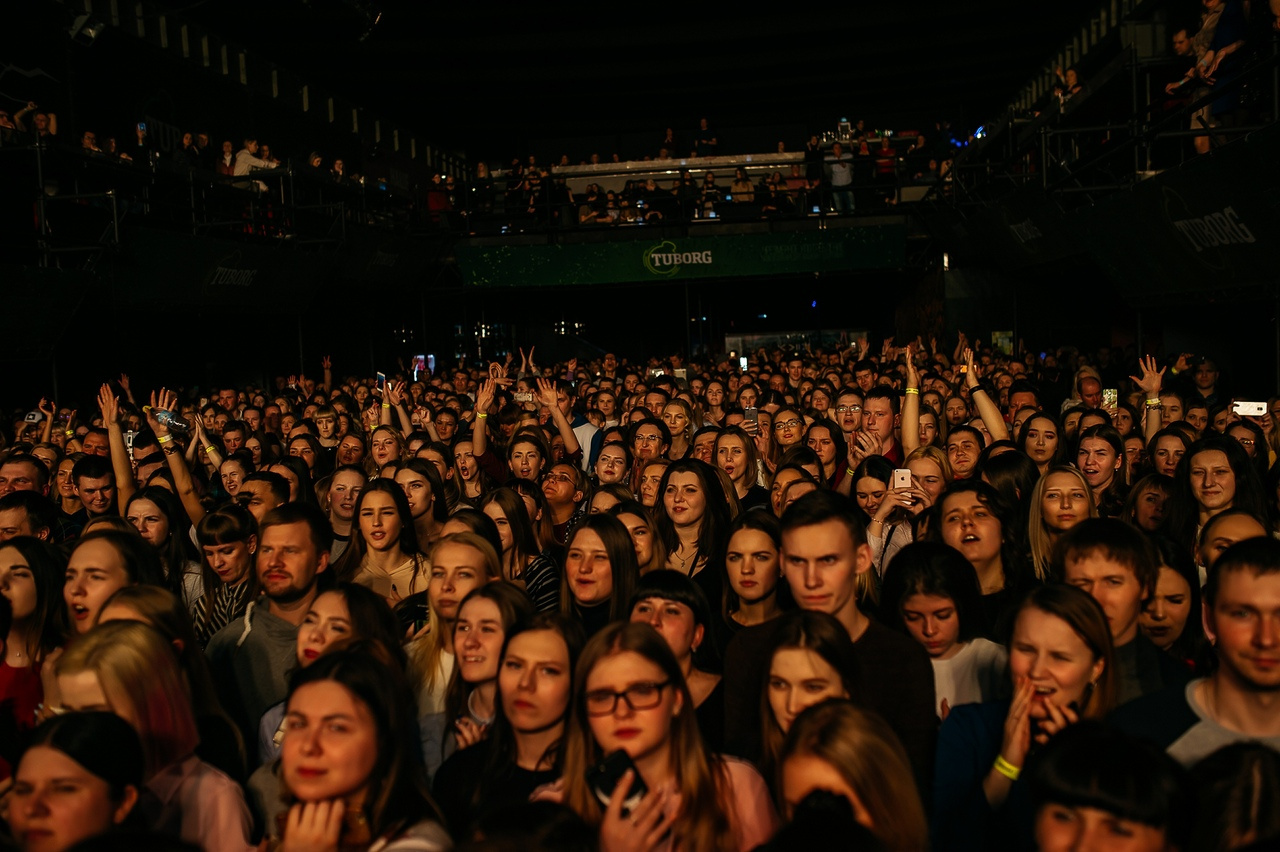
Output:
(0, 336), (1278, 851)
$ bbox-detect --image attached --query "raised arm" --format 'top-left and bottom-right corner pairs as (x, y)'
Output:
(1130, 355), (1167, 443)
(38, 398), (54, 444)
(385, 381), (414, 437)
(321, 355), (333, 393)
(149, 389), (207, 526)
(963, 348), (1010, 443)
(97, 384), (136, 514)
(537, 378), (580, 456)
(471, 380), (496, 459)
(901, 343), (922, 455)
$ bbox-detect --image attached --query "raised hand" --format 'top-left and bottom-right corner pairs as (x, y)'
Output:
(117, 373), (131, 392)
(321, 355), (332, 371)
(849, 430), (881, 465)
(536, 377), (559, 410)
(38, 397), (54, 418)
(904, 341), (920, 388)
(1129, 355), (1165, 398)
(962, 347), (981, 388)
(386, 381), (406, 407)
(97, 384), (119, 425)
(475, 379), (496, 415)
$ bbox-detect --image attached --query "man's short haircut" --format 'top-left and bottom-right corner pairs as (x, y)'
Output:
(258, 502), (332, 558)
(221, 420), (247, 439)
(1051, 517), (1159, 599)
(1007, 380), (1041, 406)
(0, 491), (57, 536)
(243, 470), (290, 504)
(852, 359), (877, 375)
(553, 378), (577, 398)
(946, 424), (986, 450)
(863, 386), (900, 415)
(780, 490), (867, 548)
(1204, 536), (1280, 607)
(644, 386), (671, 404)
(2, 454), (49, 492)
(71, 454), (113, 485)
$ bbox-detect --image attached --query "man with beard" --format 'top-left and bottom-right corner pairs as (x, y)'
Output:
(206, 502), (331, 755)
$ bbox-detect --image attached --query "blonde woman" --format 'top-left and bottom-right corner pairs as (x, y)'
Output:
(409, 532), (501, 778)
(1028, 466), (1098, 580)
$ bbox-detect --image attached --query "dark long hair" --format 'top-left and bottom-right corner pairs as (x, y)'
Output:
(331, 479), (423, 584)
(1165, 435), (1267, 554)
(0, 536), (68, 660)
(559, 514), (640, 624)
(285, 643), (442, 837)
(125, 486), (198, 599)
(652, 459), (730, 572)
(475, 613), (586, 817)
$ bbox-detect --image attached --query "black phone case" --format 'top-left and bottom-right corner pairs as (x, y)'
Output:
(585, 749), (648, 816)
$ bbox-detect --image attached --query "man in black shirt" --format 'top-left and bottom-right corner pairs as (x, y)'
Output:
(722, 491), (937, 789)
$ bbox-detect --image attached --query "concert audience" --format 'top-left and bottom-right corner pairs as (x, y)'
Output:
(0, 334), (1278, 850)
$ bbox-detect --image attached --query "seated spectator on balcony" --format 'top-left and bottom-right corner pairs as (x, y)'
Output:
(875, 136), (898, 180)
(233, 137), (276, 191)
(258, 143), (280, 167)
(827, 142), (853, 214)
(217, 140), (235, 177)
(730, 168), (754, 203)
(700, 171), (723, 215)
(331, 158), (351, 185)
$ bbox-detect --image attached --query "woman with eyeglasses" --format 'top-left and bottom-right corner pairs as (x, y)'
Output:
(540, 621), (778, 851)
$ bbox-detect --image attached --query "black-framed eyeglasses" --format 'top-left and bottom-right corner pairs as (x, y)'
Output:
(774, 419), (802, 430)
(584, 680), (671, 716)
(835, 405), (862, 414)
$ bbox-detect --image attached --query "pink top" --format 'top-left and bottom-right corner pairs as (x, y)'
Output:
(533, 756), (778, 851)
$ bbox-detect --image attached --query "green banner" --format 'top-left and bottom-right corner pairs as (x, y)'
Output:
(454, 226), (906, 287)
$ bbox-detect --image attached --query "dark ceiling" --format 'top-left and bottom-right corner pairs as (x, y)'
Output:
(185, 0), (1095, 160)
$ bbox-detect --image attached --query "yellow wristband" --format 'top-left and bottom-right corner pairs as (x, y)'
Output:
(476, 412), (488, 418)
(993, 755), (1021, 781)
(846, 467), (857, 477)
(905, 388), (919, 395)
(382, 403), (391, 408)
(1146, 398), (1160, 406)
(158, 435), (172, 444)
(205, 445), (216, 453)
(64, 430), (74, 437)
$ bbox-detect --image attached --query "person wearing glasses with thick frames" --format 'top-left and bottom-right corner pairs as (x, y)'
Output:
(541, 621), (778, 852)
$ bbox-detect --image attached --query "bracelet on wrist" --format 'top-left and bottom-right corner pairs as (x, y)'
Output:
(64, 429), (74, 437)
(381, 403), (391, 408)
(904, 387), (919, 395)
(204, 445), (216, 453)
(846, 467), (857, 477)
(993, 754), (1021, 781)
(158, 434), (172, 444)
(1146, 398), (1161, 406)
(476, 412), (488, 418)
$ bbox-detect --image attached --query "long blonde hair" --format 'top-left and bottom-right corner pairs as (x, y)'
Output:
(409, 532), (501, 697)
(1028, 466), (1098, 581)
(57, 621), (199, 779)
(561, 623), (740, 852)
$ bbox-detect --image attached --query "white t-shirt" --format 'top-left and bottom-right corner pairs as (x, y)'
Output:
(931, 637), (1008, 717)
